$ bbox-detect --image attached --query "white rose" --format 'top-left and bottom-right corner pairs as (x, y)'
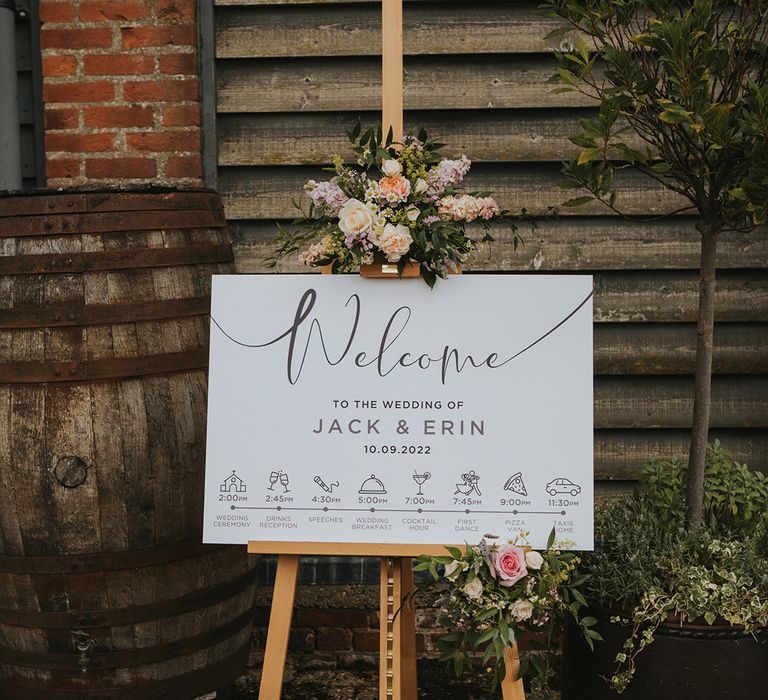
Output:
(509, 599), (534, 621)
(444, 560), (461, 579)
(525, 551), (544, 570)
(378, 223), (413, 262)
(338, 198), (373, 236)
(414, 177), (428, 195)
(463, 578), (483, 601)
(405, 205), (420, 222)
(381, 158), (402, 177)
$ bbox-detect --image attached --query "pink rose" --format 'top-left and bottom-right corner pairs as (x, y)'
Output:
(494, 545), (528, 587)
(378, 175), (411, 201)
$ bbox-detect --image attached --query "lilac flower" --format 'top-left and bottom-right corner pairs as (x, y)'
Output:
(426, 156), (471, 196)
(304, 179), (348, 214)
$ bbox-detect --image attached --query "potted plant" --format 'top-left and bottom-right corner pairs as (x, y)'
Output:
(562, 443), (768, 698)
(541, 1), (768, 694)
(544, 0), (767, 525)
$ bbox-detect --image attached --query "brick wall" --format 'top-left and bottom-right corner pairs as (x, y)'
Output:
(39, 0), (203, 187)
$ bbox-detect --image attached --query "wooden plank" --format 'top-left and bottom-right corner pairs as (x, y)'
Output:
(217, 164), (685, 219)
(216, 56), (599, 112)
(216, 4), (566, 58)
(594, 429), (768, 479)
(594, 376), (768, 429)
(593, 323), (768, 375)
(228, 218), (768, 271)
(592, 271), (768, 323)
(216, 109), (647, 165)
(249, 542), (463, 556)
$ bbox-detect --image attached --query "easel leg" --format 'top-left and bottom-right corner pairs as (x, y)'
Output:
(501, 643), (526, 700)
(380, 557), (418, 700)
(379, 558), (395, 699)
(394, 557), (417, 700)
(259, 554), (300, 700)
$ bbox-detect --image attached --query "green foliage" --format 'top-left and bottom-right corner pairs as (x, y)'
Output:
(544, 0), (768, 230)
(415, 531), (598, 694)
(581, 444), (768, 692)
(636, 441), (768, 533)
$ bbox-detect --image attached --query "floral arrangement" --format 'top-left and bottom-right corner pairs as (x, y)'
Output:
(415, 528), (599, 693)
(265, 123), (523, 287)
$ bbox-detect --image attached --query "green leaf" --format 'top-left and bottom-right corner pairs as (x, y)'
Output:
(547, 527), (556, 549)
(562, 196), (594, 207)
(474, 628), (497, 647)
(577, 147), (601, 165)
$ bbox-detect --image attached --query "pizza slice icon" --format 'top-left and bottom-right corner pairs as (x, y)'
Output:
(503, 472), (528, 497)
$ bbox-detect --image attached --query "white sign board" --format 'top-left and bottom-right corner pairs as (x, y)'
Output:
(203, 275), (594, 550)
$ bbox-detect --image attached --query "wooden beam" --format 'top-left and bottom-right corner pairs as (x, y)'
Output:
(382, 0), (404, 141)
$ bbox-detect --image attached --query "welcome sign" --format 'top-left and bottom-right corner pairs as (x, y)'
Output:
(203, 275), (594, 550)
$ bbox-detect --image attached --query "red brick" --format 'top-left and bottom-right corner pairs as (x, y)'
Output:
(315, 627), (352, 651)
(288, 629), (315, 653)
(46, 132), (115, 153)
(44, 107), (79, 130)
(46, 158), (80, 178)
(42, 55), (77, 77)
(126, 129), (200, 153)
(158, 52), (196, 75)
(162, 104), (199, 127)
(123, 79), (197, 102)
(39, 1), (76, 22)
(43, 80), (114, 103)
(83, 53), (154, 76)
(165, 155), (201, 178)
(84, 105), (154, 128)
(85, 157), (157, 178)
(353, 630), (379, 652)
(41, 27), (113, 50)
(79, 0), (150, 21)
(157, 0), (195, 20)
(295, 609), (369, 628)
(121, 25), (195, 49)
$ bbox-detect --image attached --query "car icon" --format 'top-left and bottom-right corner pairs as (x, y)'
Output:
(546, 478), (581, 497)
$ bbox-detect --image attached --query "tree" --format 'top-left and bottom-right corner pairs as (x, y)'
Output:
(544, 0), (768, 526)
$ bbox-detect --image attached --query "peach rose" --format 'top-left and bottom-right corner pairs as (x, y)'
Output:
(378, 223), (412, 262)
(378, 175), (411, 201)
(494, 545), (528, 587)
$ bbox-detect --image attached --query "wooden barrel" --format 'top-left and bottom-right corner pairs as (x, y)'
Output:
(0, 190), (256, 698)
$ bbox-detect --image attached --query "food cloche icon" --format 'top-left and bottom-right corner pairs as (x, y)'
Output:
(358, 474), (387, 495)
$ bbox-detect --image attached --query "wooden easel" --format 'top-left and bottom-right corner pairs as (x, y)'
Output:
(250, 2), (526, 698)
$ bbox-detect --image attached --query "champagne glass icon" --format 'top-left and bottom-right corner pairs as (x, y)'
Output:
(279, 472), (291, 494)
(412, 471), (431, 496)
(268, 471), (280, 491)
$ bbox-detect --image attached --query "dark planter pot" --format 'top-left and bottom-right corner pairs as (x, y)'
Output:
(562, 608), (768, 700)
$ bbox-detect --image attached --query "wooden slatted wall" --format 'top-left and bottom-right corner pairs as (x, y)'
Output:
(211, 0), (768, 491)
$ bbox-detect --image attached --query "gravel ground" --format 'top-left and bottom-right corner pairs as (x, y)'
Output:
(233, 659), (560, 700)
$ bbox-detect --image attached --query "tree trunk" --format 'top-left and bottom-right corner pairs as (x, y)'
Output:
(686, 224), (719, 527)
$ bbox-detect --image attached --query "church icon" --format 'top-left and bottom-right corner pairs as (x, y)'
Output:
(220, 470), (247, 494)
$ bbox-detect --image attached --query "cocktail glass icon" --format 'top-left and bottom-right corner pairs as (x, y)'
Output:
(412, 471), (431, 495)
